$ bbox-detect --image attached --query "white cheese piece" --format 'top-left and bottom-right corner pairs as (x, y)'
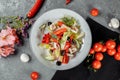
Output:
(69, 47), (77, 54)
(20, 53), (30, 63)
(49, 24), (56, 31)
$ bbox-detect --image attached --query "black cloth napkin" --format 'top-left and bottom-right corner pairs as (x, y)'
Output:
(52, 18), (120, 80)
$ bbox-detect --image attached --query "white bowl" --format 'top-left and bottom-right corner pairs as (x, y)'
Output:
(30, 8), (92, 70)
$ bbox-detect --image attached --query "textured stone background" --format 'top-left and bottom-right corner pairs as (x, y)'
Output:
(0, 0), (120, 80)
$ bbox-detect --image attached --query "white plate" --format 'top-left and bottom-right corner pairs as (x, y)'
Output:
(30, 8), (92, 70)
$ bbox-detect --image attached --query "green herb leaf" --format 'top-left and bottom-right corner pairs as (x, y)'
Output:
(51, 34), (57, 39)
(61, 16), (76, 27)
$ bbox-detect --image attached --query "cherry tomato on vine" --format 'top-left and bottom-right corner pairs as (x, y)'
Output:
(90, 8), (99, 16)
(117, 45), (120, 52)
(92, 60), (101, 70)
(107, 49), (116, 56)
(105, 39), (116, 49)
(101, 46), (107, 52)
(89, 48), (95, 54)
(95, 52), (104, 61)
(93, 42), (103, 52)
(114, 52), (120, 61)
(30, 71), (39, 79)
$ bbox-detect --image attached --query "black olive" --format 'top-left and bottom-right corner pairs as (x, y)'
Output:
(72, 39), (76, 44)
(56, 61), (62, 66)
(61, 50), (65, 56)
(48, 22), (52, 26)
(67, 37), (71, 41)
(50, 50), (53, 53)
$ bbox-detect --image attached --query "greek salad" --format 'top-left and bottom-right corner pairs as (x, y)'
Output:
(39, 16), (85, 66)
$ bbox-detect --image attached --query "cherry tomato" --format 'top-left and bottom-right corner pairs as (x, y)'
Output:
(114, 52), (120, 61)
(107, 49), (116, 56)
(117, 45), (120, 52)
(90, 8), (99, 16)
(89, 48), (95, 54)
(95, 52), (104, 61)
(62, 53), (69, 64)
(66, 0), (71, 5)
(92, 60), (101, 69)
(93, 42), (103, 52)
(105, 39), (116, 49)
(30, 71), (39, 79)
(101, 46), (107, 52)
(31, 79), (37, 80)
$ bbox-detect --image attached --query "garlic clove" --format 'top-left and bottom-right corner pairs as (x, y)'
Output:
(20, 53), (30, 63)
(110, 18), (120, 29)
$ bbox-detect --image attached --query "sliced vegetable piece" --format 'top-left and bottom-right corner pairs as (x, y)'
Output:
(53, 28), (67, 35)
(50, 38), (58, 43)
(57, 21), (64, 26)
(62, 53), (69, 64)
(75, 32), (85, 39)
(39, 43), (51, 49)
(44, 53), (55, 61)
(60, 32), (71, 49)
(39, 24), (46, 34)
(64, 41), (71, 50)
(54, 48), (61, 58)
(42, 33), (51, 44)
(74, 39), (81, 49)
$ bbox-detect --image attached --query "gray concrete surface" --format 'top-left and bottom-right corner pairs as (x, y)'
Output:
(0, 0), (120, 80)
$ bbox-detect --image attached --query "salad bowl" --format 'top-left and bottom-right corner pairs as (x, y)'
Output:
(30, 8), (92, 70)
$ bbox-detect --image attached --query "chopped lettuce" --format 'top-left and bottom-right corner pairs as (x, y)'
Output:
(44, 53), (55, 61)
(43, 46), (61, 61)
(74, 32), (85, 39)
(54, 49), (60, 58)
(60, 31), (71, 49)
(74, 39), (82, 49)
(39, 43), (51, 49)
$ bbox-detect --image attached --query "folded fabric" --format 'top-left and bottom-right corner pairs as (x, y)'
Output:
(52, 18), (120, 80)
